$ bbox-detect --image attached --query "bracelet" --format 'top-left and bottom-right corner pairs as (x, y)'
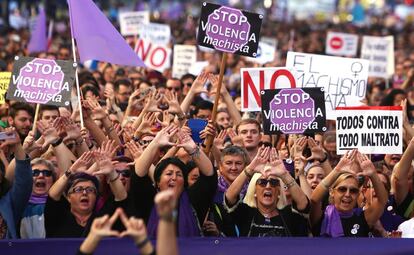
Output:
(108, 172), (120, 183)
(51, 137), (63, 147)
(64, 169), (72, 178)
(189, 146), (200, 158)
(285, 179), (296, 189)
(319, 152), (328, 163)
(244, 168), (253, 179)
(159, 210), (177, 223)
(135, 237), (150, 249)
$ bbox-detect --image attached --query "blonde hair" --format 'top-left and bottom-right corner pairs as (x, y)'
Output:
(331, 173), (358, 189)
(243, 172), (288, 210)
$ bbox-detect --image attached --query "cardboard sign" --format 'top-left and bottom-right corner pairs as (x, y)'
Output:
(119, 11), (150, 36)
(285, 52), (369, 120)
(135, 38), (171, 72)
(261, 88), (326, 135)
(361, 36), (394, 78)
(137, 23), (171, 46)
(241, 67), (297, 112)
(197, 2), (262, 57)
(172, 45), (197, 79)
(248, 38), (277, 64)
(7, 57), (75, 106)
(336, 106), (402, 155)
(326, 32), (358, 57)
(0, 72), (11, 104)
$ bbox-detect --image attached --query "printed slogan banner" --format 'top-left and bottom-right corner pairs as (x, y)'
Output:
(361, 36), (394, 79)
(285, 52), (369, 120)
(326, 32), (358, 57)
(335, 106), (402, 155)
(137, 23), (171, 46)
(0, 72), (11, 104)
(261, 88), (326, 135)
(6, 57), (76, 106)
(172, 45), (197, 79)
(197, 2), (262, 57)
(241, 67), (297, 112)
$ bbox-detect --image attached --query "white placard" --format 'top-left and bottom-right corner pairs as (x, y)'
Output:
(189, 61), (209, 76)
(137, 23), (171, 46)
(336, 106), (402, 155)
(326, 32), (358, 57)
(172, 45), (197, 79)
(135, 38), (171, 72)
(119, 11), (150, 36)
(285, 52), (369, 120)
(361, 36), (394, 79)
(247, 38), (277, 64)
(241, 67), (297, 112)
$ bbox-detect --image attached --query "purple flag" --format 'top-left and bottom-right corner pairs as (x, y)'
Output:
(67, 0), (145, 67)
(28, 9), (47, 53)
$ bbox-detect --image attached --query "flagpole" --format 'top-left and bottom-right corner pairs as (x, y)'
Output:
(204, 52), (227, 155)
(67, 0), (84, 129)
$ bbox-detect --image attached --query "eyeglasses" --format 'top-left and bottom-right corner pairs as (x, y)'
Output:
(167, 87), (181, 92)
(69, 186), (97, 195)
(335, 186), (359, 195)
(256, 178), (280, 187)
(184, 82), (192, 87)
(137, 139), (152, 146)
(32, 169), (53, 177)
(116, 169), (131, 178)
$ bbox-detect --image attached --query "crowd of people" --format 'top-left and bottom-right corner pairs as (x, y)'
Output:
(1, 1), (414, 254)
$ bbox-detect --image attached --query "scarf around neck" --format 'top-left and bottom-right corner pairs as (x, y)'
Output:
(218, 175), (248, 197)
(147, 191), (201, 238)
(29, 194), (48, 204)
(320, 205), (355, 237)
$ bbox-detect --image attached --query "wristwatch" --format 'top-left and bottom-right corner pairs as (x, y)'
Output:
(64, 169), (72, 178)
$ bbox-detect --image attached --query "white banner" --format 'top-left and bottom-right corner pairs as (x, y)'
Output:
(361, 36), (394, 78)
(135, 38), (171, 72)
(336, 106), (402, 155)
(248, 38), (277, 64)
(119, 11), (150, 36)
(326, 32), (358, 57)
(172, 45), (197, 79)
(285, 52), (369, 120)
(137, 23), (171, 46)
(240, 67), (297, 112)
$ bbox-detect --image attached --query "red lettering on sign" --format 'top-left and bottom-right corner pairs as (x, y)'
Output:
(150, 47), (167, 67)
(330, 37), (343, 50)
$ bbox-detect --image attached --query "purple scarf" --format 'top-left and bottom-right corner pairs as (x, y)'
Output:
(29, 194), (48, 204)
(147, 191), (201, 238)
(218, 175), (248, 197)
(320, 205), (356, 237)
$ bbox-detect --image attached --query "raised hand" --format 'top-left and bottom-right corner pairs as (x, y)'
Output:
(153, 125), (178, 147)
(199, 122), (216, 140)
(154, 189), (177, 219)
(89, 210), (121, 239)
(143, 91), (162, 113)
(335, 149), (358, 174)
(176, 129), (197, 154)
(100, 140), (118, 159)
(293, 136), (307, 158)
(248, 146), (270, 174)
(164, 90), (182, 114)
(136, 112), (157, 135)
(86, 99), (108, 120)
(227, 128), (244, 147)
(357, 152), (376, 177)
(69, 151), (94, 173)
(157, 111), (172, 128)
(294, 156), (308, 177)
(64, 121), (82, 142)
(39, 120), (60, 150)
(119, 208), (149, 244)
(306, 137), (326, 162)
(128, 89), (145, 111)
(125, 140), (143, 160)
(22, 131), (42, 154)
(208, 73), (227, 96)
(189, 71), (209, 95)
(91, 149), (116, 176)
(213, 129), (227, 150)
(268, 147), (288, 177)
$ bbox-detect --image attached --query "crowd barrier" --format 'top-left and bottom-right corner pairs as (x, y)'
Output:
(1, 237), (414, 255)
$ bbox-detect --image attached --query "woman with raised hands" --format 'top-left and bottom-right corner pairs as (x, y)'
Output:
(223, 146), (309, 237)
(128, 124), (217, 237)
(310, 150), (388, 237)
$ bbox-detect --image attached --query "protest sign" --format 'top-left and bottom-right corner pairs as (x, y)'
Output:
(0, 72), (11, 104)
(241, 67), (297, 112)
(137, 23), (171, 46)
(248, 38), (277, 64)
(261, 88), (326, 135)
(326, 32), (358, 57)
(285, 52), (369, 120)
(361, 36), (394, 78)
(189, 61), (209, 76)
(6, 57), (75, 106)
(119, 11), (150, 36)
(336, 106), (402, 155)
(135, 38), (171, 72)
(197, 2), (262, 57)
(172, 45), (197, 79)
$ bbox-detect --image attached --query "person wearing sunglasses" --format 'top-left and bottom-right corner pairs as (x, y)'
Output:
(223, 146), (309, 237)
(310, 150), (388, 237)
(20, 159), (57, 238)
